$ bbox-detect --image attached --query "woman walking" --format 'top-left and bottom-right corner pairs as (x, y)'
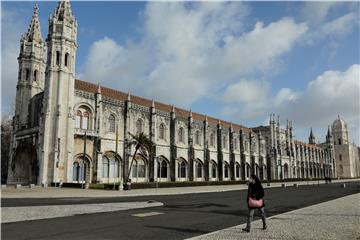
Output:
(242, 174), (267, 232)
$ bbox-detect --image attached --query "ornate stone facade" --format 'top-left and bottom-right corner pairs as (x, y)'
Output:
(9, 1), (357, 186)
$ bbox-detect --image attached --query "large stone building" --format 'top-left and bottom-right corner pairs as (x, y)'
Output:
(7, 2), (357, 186)
(330, 116), (360, 178)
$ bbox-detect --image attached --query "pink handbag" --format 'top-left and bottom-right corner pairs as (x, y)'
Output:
(248, 197), (263, 208)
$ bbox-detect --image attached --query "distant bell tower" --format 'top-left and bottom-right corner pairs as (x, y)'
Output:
(308, 128), (316, 145)
(331, 115), (349, 145)
(14, 3), (46, 131)
(40, 0), (77, 185)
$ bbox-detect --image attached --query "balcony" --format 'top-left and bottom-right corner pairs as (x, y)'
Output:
(74, 128), (99, 137)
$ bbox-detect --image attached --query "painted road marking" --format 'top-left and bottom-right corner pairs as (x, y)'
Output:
(132, 212), (164, 217)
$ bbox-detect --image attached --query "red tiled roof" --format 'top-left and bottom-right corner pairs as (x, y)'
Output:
(75, 79), (252, 132)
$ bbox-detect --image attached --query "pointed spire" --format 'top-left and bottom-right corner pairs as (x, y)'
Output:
(309, 127), (316, 145)
(127, 92), (131, 101)
(205, 115), (208, 122)
(189, 109), (192, 117)
(23, 2), (43, 43)
(54, 0), (74, 22)
(171, 105), (175, 113)
(96, 83), (101, 94)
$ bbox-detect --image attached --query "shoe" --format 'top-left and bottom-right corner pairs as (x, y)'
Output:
(242, 228), (250, 233)
(263, 225), (267, 230)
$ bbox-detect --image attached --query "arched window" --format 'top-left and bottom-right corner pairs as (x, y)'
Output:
(110, 159), (115, 178)
(33, 70), (38, 81)
(178, 161), (186, 178)
(159, 123), (165, 140)
(114, 160), (119, 178)
(246, 163), (250, 178)
(82, 111), (89, 130)
(211, 161), (217, 178)
(234, 138), (238, 150)
(65, 53), (69, 67)
(132, 160), (138, 178)
(109, 114), (116, 133)
(75, 110), (82, 128)
(195, 131), (201, 145)
(210, 133), (215, 147)
(102, 157), (109, 178)
(137, 159), (146, 178)
(72, 162), (79, 181)
(224, 163), (229, 178)
(178, 127), (184, 143)
(161, 160), (168, 178)
(56, 51), (60, 66)
(338, 138), (341, 145)
(196, 161), (203, 178)
(25, 68), (30, 81)
(136, 119), (143, 134)
(339, 154), (342, 161)
(236, 163), (240, 178)
(223, 135), (227, 149)
(79, 163), (86, 181)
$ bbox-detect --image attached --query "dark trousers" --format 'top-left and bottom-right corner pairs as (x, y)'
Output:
(246, 207), (266, 229)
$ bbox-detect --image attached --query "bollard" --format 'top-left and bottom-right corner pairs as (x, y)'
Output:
(42, 183), (48, 188)
(15, 184), (21, 189)
(281, 183), (286, 188)
(341, 183), (346, 188)
(29, 184), (35, 188)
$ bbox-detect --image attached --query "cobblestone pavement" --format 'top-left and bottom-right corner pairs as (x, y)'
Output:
(2, 201), (163, 223)
(2, 179), (358, 199)
(185, 193), (360, 240)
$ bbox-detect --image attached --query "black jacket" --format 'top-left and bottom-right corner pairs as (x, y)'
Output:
(246, 182), (265, 208)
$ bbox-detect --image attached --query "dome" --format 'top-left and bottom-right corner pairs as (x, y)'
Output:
(332, 115), (347, 131)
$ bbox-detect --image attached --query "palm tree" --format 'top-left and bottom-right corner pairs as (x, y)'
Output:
(125, 132), (154, 187)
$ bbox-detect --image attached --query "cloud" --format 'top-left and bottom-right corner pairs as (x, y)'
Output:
(223, 79), (268, 104)
(301, 2), (341, 25)
(281, 64), (360, 127)
(81, 2), (307, 108)
(222, 65), (359, 144)
(301, 3), (359, 45)
(320, 12), (358, 37)
(1, 8), (27, 113)
(280, 64), (360, 144)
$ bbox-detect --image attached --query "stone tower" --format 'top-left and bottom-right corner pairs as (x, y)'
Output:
(308, 128), (316, 145)
(14, 3), (46, 131)
(332, 115), (349, 145)
(39, 0), (77, 185)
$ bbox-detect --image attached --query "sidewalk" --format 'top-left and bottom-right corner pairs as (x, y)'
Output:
(185, 193), (360, 240)
(1, 179), (359, 199)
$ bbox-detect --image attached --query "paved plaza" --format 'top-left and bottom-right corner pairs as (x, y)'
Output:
(2, 179), (360, 240)
(186, 193), (360, 240)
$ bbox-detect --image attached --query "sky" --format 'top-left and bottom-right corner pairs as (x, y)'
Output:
(1, 1), (359, 145)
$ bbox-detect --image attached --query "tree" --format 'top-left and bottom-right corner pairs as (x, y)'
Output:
(125, 132), (154, 188)
(1, 115), (13, 184)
